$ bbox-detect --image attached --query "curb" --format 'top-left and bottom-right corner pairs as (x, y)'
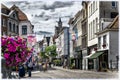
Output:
(54, 67), (119, 74)
(54, 67), (85, 73)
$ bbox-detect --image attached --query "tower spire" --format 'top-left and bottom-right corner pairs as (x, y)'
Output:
(58, 17), (62, 27)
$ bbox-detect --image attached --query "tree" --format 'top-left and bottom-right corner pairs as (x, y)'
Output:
(40, 51), (49, 59)
(45, 45), (57, 58)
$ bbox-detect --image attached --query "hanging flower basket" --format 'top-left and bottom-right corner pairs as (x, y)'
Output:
(1, 36), (33, 67)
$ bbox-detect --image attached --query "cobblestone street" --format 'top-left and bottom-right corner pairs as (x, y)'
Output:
(21, 67), (119, 79)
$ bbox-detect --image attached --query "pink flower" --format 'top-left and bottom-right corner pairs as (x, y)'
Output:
(4, 53), (10, 59)
(16, 57), (22, 62)
(2, 39), (7, 46)
(2, 36), (33, 67)
(7, 44), (16, 52)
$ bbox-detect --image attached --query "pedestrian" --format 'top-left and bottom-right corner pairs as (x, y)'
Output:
(63, 59), (67, 68)
(18, 64), (25, 78)
(27, 61), (33, 77)
(49, 62), (51, 68)
(39, 63), (43, 71)
(43, 62), (47, 72)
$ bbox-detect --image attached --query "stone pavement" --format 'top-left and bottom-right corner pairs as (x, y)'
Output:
(54, 66), (119, 74)
(3, 66), (119, 79)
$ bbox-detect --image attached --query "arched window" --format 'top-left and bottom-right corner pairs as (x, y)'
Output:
(9, 22), (11, 31)
(16, 25), (19, 34)
(13, 24), (15, 32)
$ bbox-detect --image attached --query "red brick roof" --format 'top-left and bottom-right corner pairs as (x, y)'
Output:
(10, 5), (28, 21)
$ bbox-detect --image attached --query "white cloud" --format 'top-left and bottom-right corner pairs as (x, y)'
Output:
(2, 1), (82, 41)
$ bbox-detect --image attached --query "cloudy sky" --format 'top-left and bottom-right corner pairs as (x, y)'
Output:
(2, 0), (82, 41)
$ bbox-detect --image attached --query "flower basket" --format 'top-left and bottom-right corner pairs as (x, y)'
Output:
(1, 36), (33, 67)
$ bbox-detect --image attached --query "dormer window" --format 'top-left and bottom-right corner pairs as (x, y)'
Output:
(13, 14), (15, 18)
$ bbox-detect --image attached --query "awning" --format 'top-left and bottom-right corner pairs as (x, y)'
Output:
(88, 51), (104, 59)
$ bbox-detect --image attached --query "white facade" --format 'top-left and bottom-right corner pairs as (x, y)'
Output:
(76, 12), (82, 47)
(69, 25), (74, 57)
(59, 32), (64, 56)
(97, 30), (119, 69)
(97, 32), (109, 51)
(55, 32), (64, 58)
(19, 20), (33, 38)
(55, 38), (60, 58)
(88, 1), (99, 47)
(49, 36), (54, 46)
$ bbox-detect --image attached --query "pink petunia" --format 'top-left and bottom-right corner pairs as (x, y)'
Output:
(4, 53), (10, 59)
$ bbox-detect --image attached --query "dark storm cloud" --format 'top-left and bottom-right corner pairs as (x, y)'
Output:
(41, 1), (74, 10)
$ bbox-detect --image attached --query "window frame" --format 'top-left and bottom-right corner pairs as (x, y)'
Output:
(3, 19), (6, 27)
(22, 25), (27, 35)
(98, 37), (101, 49)
(9, 22), (12, 31)
(112, 1), (117, 7)
(103, 35), (107, 44)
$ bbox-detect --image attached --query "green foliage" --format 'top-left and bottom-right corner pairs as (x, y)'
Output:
(70, 63), (75, 69)
(53, 59), (61, 65)
(40, 51), (49, 59)
(70, 57), (75, 69)
(45, 45), (57, 57)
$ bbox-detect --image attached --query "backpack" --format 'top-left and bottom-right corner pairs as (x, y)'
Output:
(28, 62), (33, 68)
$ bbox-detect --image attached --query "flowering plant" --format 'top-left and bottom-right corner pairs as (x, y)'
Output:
(102, 44), (106, 48)
(1, 36), (33, 67)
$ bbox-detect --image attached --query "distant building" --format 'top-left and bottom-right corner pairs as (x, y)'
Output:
(56, 27), (69, 64)
(68, 10), (83, 69)
(54, 18), (63, 38)
(81, 1), (88, 70)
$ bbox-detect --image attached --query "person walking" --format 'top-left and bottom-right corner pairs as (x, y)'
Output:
(27, 61), (33, 77)
(18, 64), (25, 78)
(43, 62), (47, 72)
